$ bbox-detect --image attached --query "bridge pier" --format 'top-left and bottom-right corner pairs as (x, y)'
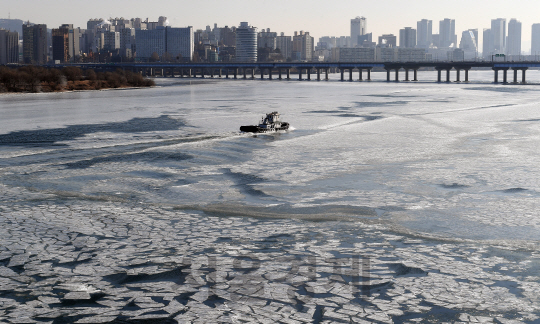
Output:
(413, 69), (418, 81)
(317, 68), (321, 81)
(405, 69), (409, 81)
(299, 69), (302, 81)
(325, 68), (329, 80)
(307, 68), (311, 80)
(395, 69), (399, 82)
(494, 69), (499, 83)
(200, 68), (204, 78)
(349, 68), (353, 81)
(522, 68), (527, 83)
(446, 69), (450, 82)
(455, 69), (460, 82)
(286, 69), (290, 80)
(279, 69), (282, 80)
(341, 69), (345, 81)
(503, 68), (508, 84)
(359, 69), (363, 81)
(233, 68), (237, 79)
(437, 69), (442, 82)
(464, 68), (469, 82)
(367, 68), (371, 81)
(260, 68), (264, 80)
(269, 69), (273, 80)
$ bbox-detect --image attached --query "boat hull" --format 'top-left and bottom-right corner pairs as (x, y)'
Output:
(240, 123), (289, 133)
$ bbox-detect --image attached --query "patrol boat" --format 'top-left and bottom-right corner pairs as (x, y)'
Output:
(240, 112), (289, 133)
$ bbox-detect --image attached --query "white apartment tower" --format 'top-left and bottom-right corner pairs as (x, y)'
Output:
(491, 18), (506, 54)
(439, 18), (456, 48)
(507, 19), (521, 56)
(531, 24), (540, 57)
(417, 19), (432, 49)
(235, 22), (257, 62)
(399, 27), (416, 48)
(350, 17), (366, 47)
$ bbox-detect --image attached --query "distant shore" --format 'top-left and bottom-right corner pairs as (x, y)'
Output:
(0, 66), (155, 93)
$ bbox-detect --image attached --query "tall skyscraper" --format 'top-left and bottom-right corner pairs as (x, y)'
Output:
(439, 18), (456, 48)
(0, 29), (19, 64)
(135, 26), (193, 61)
(350, 17), (366, 47)
(399, 27), (416, 48)
(483, 28), (493, 59)
(417, 19), (432, 48)
(52, 24), (79, 63)
(459, 29), (478, 52)
(531, 24), (540, 57)
(378, 34), (397, 48)
(292, 31), (314, 61)
(276, 33), (292, 60)
(491, 18), (506, 54)
(235, 22), (257, 62)
(22, 23), (48, 64)
(507, 19), (521, 56)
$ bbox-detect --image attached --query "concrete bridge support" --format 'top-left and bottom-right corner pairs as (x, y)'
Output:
(341, 69), (345, 81)
(367, 69), (371, 81)
(269, 69), (273, 80)
(445, 69), (451, 82)
(299, 69), (303, 81)
(405, 69), (409, 81)
(455, 69), (460, 82)
(512, 68), (527, 83)
(279, 69), (282, 80)
(307, 68), (311, 80)
(233, 68), (237, 79)
(359, 69), (363, 81)
(260, 68), (265, 80)
(287, 69), (290, 80)
(437, 69), (442, 83)
(349, 68), (353, 81)
(325, 68), (329, 80)
(317, 68), (321, 81)
(413, 69), (418, 81)
(395, 69), (399, 82)
(464, 68), (470, 82)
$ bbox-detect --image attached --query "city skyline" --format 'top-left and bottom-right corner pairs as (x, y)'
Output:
(3, 0), (540, 52)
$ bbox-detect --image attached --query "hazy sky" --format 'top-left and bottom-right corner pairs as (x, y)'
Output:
(4, 0), (540, 51)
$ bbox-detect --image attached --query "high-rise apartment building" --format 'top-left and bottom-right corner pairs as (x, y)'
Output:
(0, 29), (19, 64)
(235, 22), (257, 62)
(399, 27), (416, 48)
(378, 34), (397, 48)
(276, 33), (292, 60)
(507, 18), (521, 56)
(52, 24), (79, 63)
(135, 26), (193, 61)
(459, 29), (478, 52)
(531, 24), (540, 56)
(417, 19), (432, 48)
(166, 26), (194, 61)
(292, 31), (314, 61)
(22, 23), (47, 64)
(483, 28), (493, 59)
(350, 17), (367, 47)
(258, 28), (277, 49)
(439, 18), (456, 48)
(491, 18), (506, 54)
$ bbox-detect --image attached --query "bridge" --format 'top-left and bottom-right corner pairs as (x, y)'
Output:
(49, 61), (540, 84)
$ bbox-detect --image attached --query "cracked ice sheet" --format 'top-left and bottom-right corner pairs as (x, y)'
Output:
(1, 198), (540, 323)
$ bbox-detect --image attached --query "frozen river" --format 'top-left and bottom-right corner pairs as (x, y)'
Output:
(1, 71), (540, 323)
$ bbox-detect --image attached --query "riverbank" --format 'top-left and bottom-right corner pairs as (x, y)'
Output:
(0, 66), (154, 93)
